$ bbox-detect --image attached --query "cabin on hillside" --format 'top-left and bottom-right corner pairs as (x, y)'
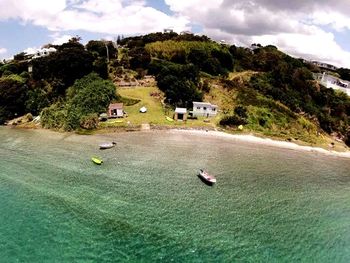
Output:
(174, 107), (187, 121)
(108, 103), (124, 118)
(192, 102), (218, 117)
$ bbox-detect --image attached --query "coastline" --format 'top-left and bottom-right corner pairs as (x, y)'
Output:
(168, 129), (350, 159)
(3, 124), (350, 159)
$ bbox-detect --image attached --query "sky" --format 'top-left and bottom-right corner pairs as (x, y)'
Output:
(1, 0), (350, 68)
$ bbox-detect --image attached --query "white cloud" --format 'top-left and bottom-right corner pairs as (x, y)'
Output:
(0, 0), (66, 21)
(165, 0), (350, 68)
(23, 47), (39, 55)
(0, 0), (190, 34)
(50, 33), (74, 45)
(0, 47), (7, 54)
(310, 10), (350, 31)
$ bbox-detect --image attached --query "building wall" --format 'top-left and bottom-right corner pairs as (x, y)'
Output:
(314, 73), (350, 96)
(174, 112), (187, 121)
(193, 103), (218, 117)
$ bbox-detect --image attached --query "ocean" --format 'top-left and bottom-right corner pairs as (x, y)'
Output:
(0, 126), (350, 262)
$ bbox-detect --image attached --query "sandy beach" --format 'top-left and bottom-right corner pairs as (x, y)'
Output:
(170, 129), (350, 159)
(5, 124), (350, 159)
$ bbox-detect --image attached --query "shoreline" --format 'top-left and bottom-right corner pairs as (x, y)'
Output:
(3, 124), (350, 159)
(168, 129), (350, 159)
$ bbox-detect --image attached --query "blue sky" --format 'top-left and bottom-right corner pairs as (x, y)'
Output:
(1, 0), (350, 68)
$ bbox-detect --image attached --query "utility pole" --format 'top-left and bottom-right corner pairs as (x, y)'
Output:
(101, 39), (109, 63)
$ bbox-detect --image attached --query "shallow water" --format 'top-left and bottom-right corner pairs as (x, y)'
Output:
(0, 127), (350, 262)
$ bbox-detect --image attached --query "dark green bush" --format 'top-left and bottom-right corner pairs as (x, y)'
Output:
(80, 113), (99, 129)
(219, 115), (247, 126)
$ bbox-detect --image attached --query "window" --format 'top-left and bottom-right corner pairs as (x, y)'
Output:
(197, 107), (200, 110)
(212, 108), (216, 111)
(203, 107), (207, 110)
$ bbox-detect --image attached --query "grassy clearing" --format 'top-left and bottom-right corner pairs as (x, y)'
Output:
(118, 86), (168, 125)
(99, 86), (215, 129)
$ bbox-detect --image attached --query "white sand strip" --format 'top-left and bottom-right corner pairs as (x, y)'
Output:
(170, 129), (350, 159)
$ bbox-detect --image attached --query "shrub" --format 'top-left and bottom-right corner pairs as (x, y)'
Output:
(80, 113), (99, 129)
(40, 102), (66, 129)
(219, 115), (247, 126)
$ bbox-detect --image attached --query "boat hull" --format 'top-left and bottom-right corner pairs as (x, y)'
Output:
(99, 142), (116, 150)
(198, 169), (216, 185)
(92, 157), (103, 165)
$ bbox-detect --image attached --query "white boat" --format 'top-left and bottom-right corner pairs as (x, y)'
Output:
(99, 142), (116, 149)
(198, 169), (216, 184)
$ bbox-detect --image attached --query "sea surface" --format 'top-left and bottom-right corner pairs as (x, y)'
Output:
(0, 126), (350, 262)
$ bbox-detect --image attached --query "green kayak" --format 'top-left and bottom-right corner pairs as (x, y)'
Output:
(92, 157), (103, 165)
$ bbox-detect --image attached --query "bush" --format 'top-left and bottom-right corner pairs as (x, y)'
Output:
(219, 115), (247, 126)
(234, 106), (248, 119)
(345, 131), (350, 147)
(80, 113), (99, 129)
(40, 102), (66, 129)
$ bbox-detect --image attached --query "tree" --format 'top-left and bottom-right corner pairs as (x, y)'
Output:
(86, 40), (117, 59)
(211, 49), (233, 71)
(128, 47), (151, 69)
(64, 73), (118, 130)
(0, 75), (28, 123)
(157, 75), (202, 107)
(155, 62), (202, 107)
(32, 43), (94, 95)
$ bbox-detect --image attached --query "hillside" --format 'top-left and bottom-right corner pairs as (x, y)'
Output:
(0, 32), (349, 148)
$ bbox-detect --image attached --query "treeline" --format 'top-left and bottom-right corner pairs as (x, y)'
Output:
(0, 37), (117, 129)
(119, 32), (211, 48)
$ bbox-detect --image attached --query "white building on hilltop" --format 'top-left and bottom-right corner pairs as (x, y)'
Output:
(32, 47), (56, 59)
(314, 72), (350, 96)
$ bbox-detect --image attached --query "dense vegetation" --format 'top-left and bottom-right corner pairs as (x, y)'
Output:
(41, 73), (118, 130)
(0, 32), (349, 146)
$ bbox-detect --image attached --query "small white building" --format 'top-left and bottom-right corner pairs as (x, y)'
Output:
(174, 107), (187, 121)
(192, 102), (218, 117)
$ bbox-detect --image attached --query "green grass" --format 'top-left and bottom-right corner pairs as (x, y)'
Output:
(98, 86), (216, 129)
(118, 86), (168, 125)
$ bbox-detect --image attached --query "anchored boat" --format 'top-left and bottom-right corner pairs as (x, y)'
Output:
(99, 142), (116, 150)
(198, 169), (216, 185)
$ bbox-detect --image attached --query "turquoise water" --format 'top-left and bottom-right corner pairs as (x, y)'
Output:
(1, 127), (350, 262)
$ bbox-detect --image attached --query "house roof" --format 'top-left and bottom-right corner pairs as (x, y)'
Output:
(193, 101), (218, 107)
(175, 107), (187, 114)
(108, 103), (123, 109)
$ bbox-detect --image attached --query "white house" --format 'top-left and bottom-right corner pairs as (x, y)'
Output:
(314, 72), (350, 96)
(311, 61), (338, 71)
(192, 102), (218, 117)
(32, 47), (56, 59)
